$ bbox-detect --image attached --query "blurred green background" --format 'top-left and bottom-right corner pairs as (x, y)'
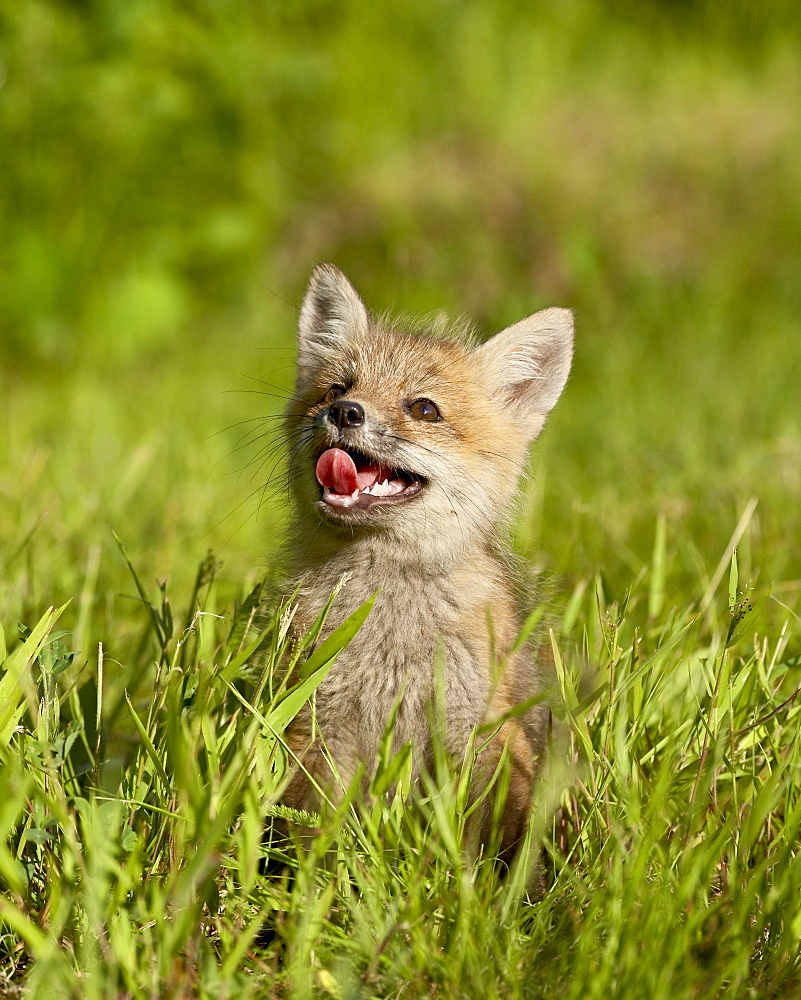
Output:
(1, 0), (799, 652)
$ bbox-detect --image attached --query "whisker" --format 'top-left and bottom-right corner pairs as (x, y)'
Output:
(236, 375), (311, 407)
(247, 427), (313, 490)
(206, 415), (275, 440)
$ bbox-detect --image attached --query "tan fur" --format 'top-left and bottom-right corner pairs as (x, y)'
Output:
(278, 263), (573, 872)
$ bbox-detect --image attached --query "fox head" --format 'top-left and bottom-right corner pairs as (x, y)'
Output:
(286, 263), (573, 564)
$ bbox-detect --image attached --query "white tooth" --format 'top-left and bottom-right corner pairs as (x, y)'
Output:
(363, 484), (374, 495)
(350, 489), (359, 501)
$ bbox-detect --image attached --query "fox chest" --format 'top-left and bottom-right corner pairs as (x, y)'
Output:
(308, 588), (490, 758)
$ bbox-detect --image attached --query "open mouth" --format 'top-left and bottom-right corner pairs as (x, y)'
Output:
(315, 447), (424, 511)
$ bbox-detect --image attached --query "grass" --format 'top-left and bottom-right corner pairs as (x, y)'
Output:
(1, 543), (799, 998)
(1, 0), (800, 996)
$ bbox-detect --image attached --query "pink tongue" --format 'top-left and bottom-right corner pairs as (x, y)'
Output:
(316, 448), (359, 495)
(316, 448), (389, 496)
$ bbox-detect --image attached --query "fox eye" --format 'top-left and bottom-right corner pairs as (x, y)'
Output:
(324, 384), (347, 403)
(408, 398), (441, 422)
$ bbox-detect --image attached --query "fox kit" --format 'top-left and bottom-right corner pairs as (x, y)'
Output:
(280, 263), (573, 862)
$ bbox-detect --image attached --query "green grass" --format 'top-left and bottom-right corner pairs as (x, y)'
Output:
(1, 546), (799, 999)
(1, 0), (800, 996)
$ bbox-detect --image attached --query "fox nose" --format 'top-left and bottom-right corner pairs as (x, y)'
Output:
(327, 399), (365, 429)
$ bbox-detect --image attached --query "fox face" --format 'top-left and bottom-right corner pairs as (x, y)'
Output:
(286, 264), (573, 562)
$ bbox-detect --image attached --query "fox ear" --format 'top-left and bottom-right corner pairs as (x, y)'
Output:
(473, 307), (574, 436)
(297, 263), (369, 377)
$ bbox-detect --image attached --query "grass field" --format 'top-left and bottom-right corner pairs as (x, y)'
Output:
(1, 1), (800, 997)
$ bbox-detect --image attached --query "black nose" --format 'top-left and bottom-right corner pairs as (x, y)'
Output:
(327, 399), (365, 429)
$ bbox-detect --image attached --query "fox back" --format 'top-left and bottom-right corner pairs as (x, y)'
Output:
(280, 263), (573, 858)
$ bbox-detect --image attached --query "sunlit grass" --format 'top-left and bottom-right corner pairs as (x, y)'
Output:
(1, 536), (799, 998)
